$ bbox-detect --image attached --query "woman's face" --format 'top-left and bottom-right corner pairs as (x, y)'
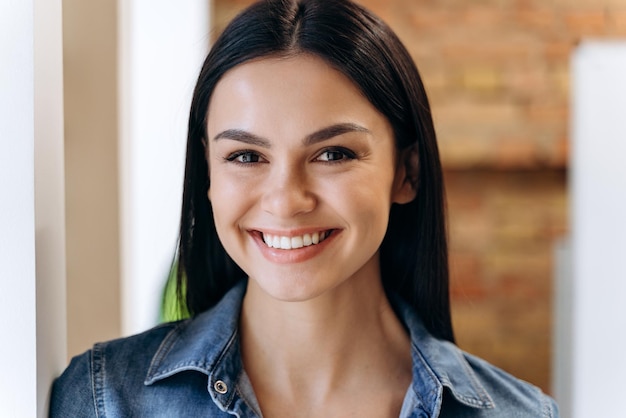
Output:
(206, 54), (414, 302)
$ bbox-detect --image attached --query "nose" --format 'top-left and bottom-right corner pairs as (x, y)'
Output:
(261, 164), (317, 218)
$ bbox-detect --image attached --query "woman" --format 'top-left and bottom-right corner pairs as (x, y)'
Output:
(50, 0), (558, 416)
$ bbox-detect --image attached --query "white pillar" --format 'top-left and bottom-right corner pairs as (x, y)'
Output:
(0, 0), (66, 415)
(0, 2), (37, 415)
(34, 0), (67, 414)
(118, 0), (210, 335)
(570, 41), (626, 417)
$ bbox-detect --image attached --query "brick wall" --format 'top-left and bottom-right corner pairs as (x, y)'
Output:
(213, 0), (624, 393)
(366, 0), (626, 169)
(446, 169), (567, 391)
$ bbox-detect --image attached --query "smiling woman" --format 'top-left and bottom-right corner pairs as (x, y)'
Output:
(50, 0), (559, 417)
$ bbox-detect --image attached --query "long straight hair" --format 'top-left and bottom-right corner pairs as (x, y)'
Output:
(177, 0), (454, 342)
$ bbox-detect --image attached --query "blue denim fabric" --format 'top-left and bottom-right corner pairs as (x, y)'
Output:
(50, 281), (558, 417)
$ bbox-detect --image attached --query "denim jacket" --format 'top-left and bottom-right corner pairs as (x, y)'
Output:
(50, 281), (558, 417)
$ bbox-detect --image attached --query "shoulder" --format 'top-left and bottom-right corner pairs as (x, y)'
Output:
(49, 283), (247, 417)
(49, 321), (183, 417)
(439, 345), (559, 417)
(50, 282), (246, 417)
(392, 293), (558, 417)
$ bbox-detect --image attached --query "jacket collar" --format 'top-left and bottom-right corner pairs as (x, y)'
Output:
(145, 280), (494, 414)
(144, 281), (248, 409)
(390, 293), (495, 416)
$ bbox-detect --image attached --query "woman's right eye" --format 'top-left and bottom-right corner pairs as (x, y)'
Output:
(225, 151), (264, 164)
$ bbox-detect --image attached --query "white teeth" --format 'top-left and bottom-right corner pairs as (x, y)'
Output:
(303, 234), (312, 246)
(262, 231), (330, 249)
(291, 236), (304, 249)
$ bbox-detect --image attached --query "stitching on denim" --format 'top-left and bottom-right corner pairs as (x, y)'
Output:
(234, 370), (262, 417)
(145, 322), (187, 381)
(149, 363), (212, 381)
(210, 327), (240, 408)
(450, 349), (495, 408)
(92, 344), (107, 417)
(235, 391), (259, 417)
(88, 349), (99, 418)
(411, 341), (443, 414)
(541, 390), (555, 418)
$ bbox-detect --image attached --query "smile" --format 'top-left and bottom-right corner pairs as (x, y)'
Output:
(261, 231), (330, 250)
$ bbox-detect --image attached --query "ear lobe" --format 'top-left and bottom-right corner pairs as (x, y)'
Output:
(392, 147), (419, 205)
(392, 171), (417, 204)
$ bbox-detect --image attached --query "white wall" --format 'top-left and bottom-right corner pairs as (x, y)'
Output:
(0, 0), (66, 415)
(0, 2), (37, 415)
(118, 0), (210, 335)
(64, 0), (122, 359)
(569, 41), (626, 417)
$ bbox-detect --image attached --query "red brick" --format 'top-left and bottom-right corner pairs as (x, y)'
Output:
(515, 9), (559, 33)
(565, 10), (609, 37)
(410, 9), (457, 31)
(609, 10), (626, 35)
(460, 8), (508, 27)
(504, 67), (550, 96)
(493, 137), (539, 168)
(449, 253), (487, 299)
(543, 41), (575, 61)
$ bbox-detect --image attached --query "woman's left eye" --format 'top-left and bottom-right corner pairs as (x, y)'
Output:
(315, 147), (357, 162)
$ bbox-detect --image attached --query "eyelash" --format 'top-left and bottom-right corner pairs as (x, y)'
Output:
(314, 147), (357, 163)
(224, 147), (358, 165)
(224, 150), (264, 164)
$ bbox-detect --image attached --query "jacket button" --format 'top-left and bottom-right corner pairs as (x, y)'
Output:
(214, 380), (228, 394)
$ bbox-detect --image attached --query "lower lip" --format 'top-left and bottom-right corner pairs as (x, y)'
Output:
(250, 230), (338, 264)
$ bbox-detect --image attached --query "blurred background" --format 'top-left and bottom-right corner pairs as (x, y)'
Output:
(4, 0), (625, 416)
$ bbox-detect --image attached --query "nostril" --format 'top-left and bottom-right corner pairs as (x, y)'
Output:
(260, 182), (317, 217)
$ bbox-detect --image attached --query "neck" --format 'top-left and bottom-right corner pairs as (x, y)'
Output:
(239, 263), (412, 406)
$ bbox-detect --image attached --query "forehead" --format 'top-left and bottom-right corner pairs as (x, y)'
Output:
(206, 54), (390, 140)
(212, 53), (362, 103)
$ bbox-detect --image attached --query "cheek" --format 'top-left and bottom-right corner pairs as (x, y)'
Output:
(332, 176), (393, 228)
(208, 170), (232, 224)
(208, 180), (246, 260)
(209, 170), (258, 227)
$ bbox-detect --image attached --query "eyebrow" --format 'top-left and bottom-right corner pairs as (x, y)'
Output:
(212, 123), (371, 148)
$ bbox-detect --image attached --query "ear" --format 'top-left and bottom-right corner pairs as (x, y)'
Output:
(392, 146), (418, 204)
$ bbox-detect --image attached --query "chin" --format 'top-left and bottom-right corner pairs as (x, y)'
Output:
(248, 271), (335, 303)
